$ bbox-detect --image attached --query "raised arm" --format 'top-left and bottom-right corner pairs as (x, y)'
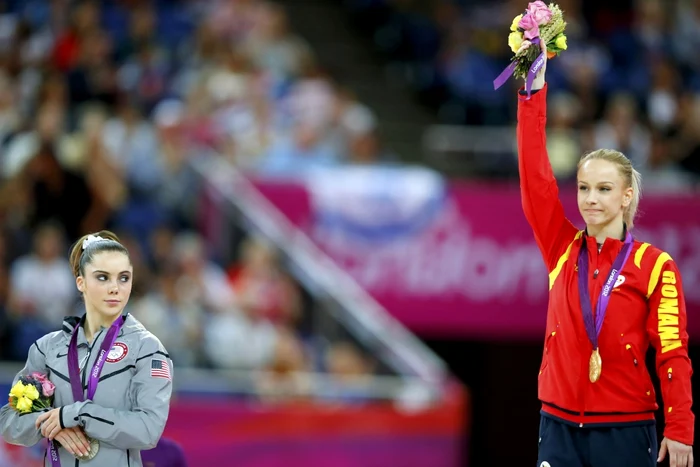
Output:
(516, 50), (578, 270)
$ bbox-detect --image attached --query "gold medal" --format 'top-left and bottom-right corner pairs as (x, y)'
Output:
(589, 348), (602, 383)
(76, 437), (99, 461)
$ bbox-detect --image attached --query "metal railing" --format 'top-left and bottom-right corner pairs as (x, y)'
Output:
(0, 363), (436, 406)
(188, 154), (449, 400)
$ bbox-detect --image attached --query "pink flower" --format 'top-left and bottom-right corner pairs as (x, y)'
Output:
(30, 372), (47, 382)
(41, 380), (55, 398)
(30, 372), (54, 397)
(523, 25), (540, 40)
(518, 13), (538, 32)
(526, 1), (552, 25)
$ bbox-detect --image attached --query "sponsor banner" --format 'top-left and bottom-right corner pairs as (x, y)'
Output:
(0, 382), (466, 467)
(252, 167), (700, 339)
(163, 384), (466, 467)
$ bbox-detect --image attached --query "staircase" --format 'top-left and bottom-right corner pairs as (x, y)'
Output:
(277, 0), (436, 164)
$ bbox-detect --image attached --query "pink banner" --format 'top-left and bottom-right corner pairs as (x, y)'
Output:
(251, 168), (700, 339)
(163, 383), (466, 467)
(0, 381), (467, 467)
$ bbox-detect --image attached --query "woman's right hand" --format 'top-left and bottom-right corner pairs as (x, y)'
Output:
(54, 427), (91, 458)
(520, 39), (548, 91)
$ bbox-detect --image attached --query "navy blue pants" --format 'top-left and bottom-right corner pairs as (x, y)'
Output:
(537, 415), (658, 467)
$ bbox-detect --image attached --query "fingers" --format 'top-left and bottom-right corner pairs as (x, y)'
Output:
(40, 420), (53, 438)
(678, 452), (692, 467)
(671, 451), (679, 467)
(66, 429), (90, 457)
(35, 411), (49, 429)
(659, 440), (668, 462)
(40, 418), (52, 437)
(40, 416), (61, 440)
(515, 42), (530, 56)
(54, 432), (80, 457)
(69, 428), (91, 453)
(47, 421), (62, 440)
(54, 430), (90, 458)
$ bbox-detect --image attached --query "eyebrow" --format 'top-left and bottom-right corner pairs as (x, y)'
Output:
(577, 180), (615, 185)
(92, 270), (132, 275)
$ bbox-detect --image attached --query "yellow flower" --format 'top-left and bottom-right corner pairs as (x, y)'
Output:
(555, 34), (567, 50)
(23, 384), (39, 401)
(508, 31), (524, 53)
(15, 396), (33, 413)
(510, 14), (523, 32)
(9, 381), (25, 399)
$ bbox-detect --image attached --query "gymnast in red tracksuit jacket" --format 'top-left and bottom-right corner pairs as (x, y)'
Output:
(518, 44), (694, 467)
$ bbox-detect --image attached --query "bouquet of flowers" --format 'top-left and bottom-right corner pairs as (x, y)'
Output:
(493, 1), (567, 97)
(8, 372), (55, 414)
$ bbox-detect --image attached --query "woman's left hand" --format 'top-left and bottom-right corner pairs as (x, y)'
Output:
(658, 437), (694, 467)
(35, 408), (62, 440)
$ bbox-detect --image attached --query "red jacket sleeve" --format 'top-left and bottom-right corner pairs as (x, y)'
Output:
(516, 85), (579, 270)
(646, 257), (694, 445)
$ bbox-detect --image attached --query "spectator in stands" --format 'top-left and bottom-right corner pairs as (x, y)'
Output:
(594, 92), (651, 171)
(0, 70), (20, 147)
(545, 91), (583, 179)
(172, 231), (236, 313)
(52, 0), (100, 73)
(202, 292), (279, 370)
(19, 142), (104, 240)
(7, 222), (75, 359)
(256, 327), (312, 402)
(243, 2), (314, 86)
(65, 27), (119, 109)
(130, 264), (205, 367)
(227, 236), (301, 327)
(2, 102), (66, 179)
(0, 231), (11, 360)
(323, 341), (375, 404)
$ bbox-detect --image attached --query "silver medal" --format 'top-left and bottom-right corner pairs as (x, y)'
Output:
(75, 437), (99, 461)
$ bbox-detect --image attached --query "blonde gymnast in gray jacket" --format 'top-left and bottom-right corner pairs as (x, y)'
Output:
(0, 230), (173, 466)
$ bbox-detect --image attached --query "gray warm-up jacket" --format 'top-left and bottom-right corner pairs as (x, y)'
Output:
(0, 313), (173, 466)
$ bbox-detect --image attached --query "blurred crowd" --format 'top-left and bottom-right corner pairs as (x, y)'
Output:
(6, 0), (697, 403)
(345, 0), (700, 185)
(0, 0), (379, 403)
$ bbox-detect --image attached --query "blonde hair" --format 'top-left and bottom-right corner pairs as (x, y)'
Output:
(578, 149), (642, 229)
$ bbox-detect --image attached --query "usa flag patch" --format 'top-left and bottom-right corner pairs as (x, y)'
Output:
(151, 359), (171, 380)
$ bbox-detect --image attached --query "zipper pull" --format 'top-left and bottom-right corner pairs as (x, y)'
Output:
(593, 269), (599, 278)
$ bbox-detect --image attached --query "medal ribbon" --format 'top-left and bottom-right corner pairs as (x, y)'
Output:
(67, 316), (124, 402)
(48, 316), (125, 466)
(493, 37), (546, 100)
(577, 232), (633, 350)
